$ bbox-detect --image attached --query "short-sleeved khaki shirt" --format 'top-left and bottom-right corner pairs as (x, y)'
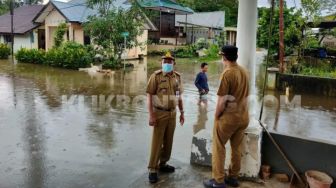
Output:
(217, 63), (250, 125)
(146, 70), (183, 111)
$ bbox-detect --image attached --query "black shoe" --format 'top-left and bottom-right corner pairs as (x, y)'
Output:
(224, 177), (239, 187)
(148, 172), (158, 184)
(203, 179), (226, 188)
(159, 164), (175, 173)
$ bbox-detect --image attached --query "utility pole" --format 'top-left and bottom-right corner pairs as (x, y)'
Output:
(279, 0), (285, 73)
(10, 0), (15, 63)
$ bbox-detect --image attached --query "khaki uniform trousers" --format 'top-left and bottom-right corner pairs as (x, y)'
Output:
(212, 118), (248, 183)
(148, 111), (176, 172)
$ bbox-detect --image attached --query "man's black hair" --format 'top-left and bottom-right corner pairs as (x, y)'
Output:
(220, 46), (238, 62)
(201, 62), (208, 68)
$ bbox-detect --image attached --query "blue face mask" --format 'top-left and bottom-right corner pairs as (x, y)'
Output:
(162, 63), (174, 73)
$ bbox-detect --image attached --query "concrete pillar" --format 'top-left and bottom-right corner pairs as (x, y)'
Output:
(45, 26), (50, 50)
(190, 0), (263, 180)
(237, 0), (258, 90)
(237, 0), (259, 119)
(68, 24), (74, 42)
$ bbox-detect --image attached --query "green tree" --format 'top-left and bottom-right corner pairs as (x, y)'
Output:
(87, 0), (115, 16)
(84, 1), (145, 62)
(176, 0), (238, 27)
(301, 0), (336, 19)
(257, 6), (304, 57)
(0, 0), (43, 15)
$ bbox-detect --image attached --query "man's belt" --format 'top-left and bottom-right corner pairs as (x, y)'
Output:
(154, 107), (175, 112)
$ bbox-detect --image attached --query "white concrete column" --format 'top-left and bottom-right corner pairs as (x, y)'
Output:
(45, 26), (50, 50)
(237, 0), (258, 89)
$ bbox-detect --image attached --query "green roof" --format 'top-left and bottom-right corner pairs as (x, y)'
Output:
(138, 0), (193, 15)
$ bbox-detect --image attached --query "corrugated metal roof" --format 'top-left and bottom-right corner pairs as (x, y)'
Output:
(175, 11), (225, 29)
(35, 0), (157, 30)
(0, 5), (44, 34)
(137, 0), (193, 15)
(49, 0), (132, 23)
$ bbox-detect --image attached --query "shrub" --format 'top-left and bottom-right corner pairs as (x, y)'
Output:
(195, 38), (208, 50)
(102, 57), (122, 69)
(45, 42), (94, 69)
(15, 48), (45, 64)
(0, 43), (11, 59)
(147, 50), (166, 56)
(204, 44), (219, 59)
(174, 45), (197, 58)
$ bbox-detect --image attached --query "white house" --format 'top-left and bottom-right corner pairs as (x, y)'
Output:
(0, 5), (44, 52)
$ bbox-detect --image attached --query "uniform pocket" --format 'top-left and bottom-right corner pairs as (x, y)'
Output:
(158, 83), (169, 94)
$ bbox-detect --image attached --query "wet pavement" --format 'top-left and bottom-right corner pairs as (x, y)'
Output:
(0, 54), (335, 188)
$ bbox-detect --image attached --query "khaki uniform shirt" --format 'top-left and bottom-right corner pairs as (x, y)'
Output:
(217, 63), (250, 125)
(146, 70), (183, 113)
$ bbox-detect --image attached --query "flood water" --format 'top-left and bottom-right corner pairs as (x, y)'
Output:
(0, 54), (335, 188)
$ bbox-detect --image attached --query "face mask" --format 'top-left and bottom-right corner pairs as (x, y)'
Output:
(162, 63), (174, 73)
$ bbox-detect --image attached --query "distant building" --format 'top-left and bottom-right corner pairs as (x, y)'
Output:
(32, 0), (157, 59)
(175, 11), (225, 45)
(0, 5), (44, 52)
(225, 27), (237, 46)
(308, 20), (336, 48)
(0, 0), (158, 59)
(138, 0), (193, 45)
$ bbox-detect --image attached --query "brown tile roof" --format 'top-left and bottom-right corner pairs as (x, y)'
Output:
(0, 5), (44, 35)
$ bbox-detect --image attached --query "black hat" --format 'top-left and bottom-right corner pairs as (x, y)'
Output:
(219, 45), (238, 56)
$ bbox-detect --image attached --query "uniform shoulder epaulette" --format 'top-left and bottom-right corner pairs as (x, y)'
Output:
(154, 70), (162, 75)
(174, 71), (181, 76)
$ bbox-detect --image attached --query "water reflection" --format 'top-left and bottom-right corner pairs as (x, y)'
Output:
(22, 86), (46, 188)
(193, 103), (208, 134)
(0, 54), (336, 187)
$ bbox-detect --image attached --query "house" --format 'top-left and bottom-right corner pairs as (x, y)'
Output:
(225, 27), (237, 46)
(138, 0), (193, 45)
(32, 0), (157, 59)
(175, 11), (225, 45)
(0, 5), (44, 52)
(308, 18), (336, 48)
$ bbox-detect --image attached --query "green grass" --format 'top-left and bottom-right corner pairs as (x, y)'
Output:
(299, 67), (336, 78)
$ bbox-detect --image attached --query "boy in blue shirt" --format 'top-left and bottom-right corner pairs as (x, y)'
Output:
(195, 63), (209, 102)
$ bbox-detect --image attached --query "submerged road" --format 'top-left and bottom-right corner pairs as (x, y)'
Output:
(0, 54), (335, 188)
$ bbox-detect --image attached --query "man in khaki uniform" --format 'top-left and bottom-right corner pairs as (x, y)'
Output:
(146, 52), (185, 184)
(204, 46), (249, 188)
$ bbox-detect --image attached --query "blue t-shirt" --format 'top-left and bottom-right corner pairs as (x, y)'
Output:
(194, 72), (209, 91)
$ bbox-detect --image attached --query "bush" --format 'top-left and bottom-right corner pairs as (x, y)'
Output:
(0, 43), (11, 59)
(204, 44), (219, 59)
(102, 57), (122, 69)
(147, 50), (166, 56)
(45, 42), (94, 69)
(174, 45), (197, 58)
(195, 38), (208, 50)
(15, 42), (93, 69)
(15, 48), (45, 64)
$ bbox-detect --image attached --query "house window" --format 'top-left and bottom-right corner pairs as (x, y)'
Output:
(4, 35), (12, 43)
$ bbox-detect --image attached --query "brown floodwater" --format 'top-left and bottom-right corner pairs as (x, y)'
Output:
(0, 54), (335, 188)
